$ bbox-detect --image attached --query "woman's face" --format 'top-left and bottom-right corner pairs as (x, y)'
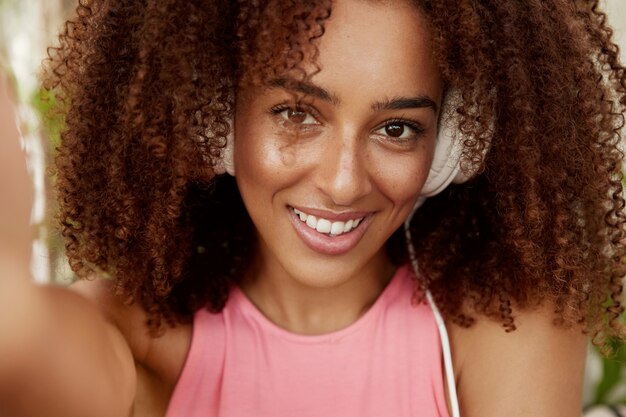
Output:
(234, 0), (443, 286)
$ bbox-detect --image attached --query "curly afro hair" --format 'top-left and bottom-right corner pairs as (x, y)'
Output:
(44, 0), (626, 345)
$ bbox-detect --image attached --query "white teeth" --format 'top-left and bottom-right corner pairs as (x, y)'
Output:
(316, 219), (332, 234)
(292, 208), (364, 237)
(294, 208), (308, 221)
(306, 215), (318, 229)
(330, 222), (344, 235)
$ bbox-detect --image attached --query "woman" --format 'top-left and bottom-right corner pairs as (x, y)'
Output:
(1, 0), (624, 416)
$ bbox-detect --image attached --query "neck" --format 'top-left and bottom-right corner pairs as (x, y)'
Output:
(240, 249), (395, 335)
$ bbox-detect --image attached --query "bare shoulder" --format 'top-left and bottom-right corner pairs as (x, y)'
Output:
(71, 278), (151, 362)
(447, 304), (587, 417)
(70, 278), (192, 385)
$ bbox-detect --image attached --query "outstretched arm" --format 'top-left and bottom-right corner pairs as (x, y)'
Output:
(0, 72), (136, 417)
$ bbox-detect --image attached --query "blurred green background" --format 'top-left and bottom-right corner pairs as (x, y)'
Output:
(1, 0), (625, 410)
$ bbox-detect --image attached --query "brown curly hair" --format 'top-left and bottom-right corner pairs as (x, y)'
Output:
(44, 0), (626, 343)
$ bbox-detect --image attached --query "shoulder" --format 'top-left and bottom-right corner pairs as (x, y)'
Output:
(70, 279), (149, 359)
(447, 303), (587, 417)
(70, 278), (192, 385)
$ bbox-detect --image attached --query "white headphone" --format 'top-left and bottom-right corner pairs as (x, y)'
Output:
(422, 94), (469, 189)
(214, 90), (478, 206)
(409, 89), (475, 215)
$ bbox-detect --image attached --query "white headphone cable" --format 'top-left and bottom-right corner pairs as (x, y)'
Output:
(404, 216), (461, 417)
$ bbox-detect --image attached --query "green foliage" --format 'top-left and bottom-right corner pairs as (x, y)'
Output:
(593, 309), (626, 405)
(31, 87), (64, 152)
(595, 344), (626, 404)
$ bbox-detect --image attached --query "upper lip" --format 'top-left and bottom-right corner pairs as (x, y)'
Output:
(290, 206), (372, 222)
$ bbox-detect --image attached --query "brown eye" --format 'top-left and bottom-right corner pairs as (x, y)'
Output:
(287, 109), (308, 124)
(373, 119), (425, 143)
(271, 105), (320, 127)
(385, 123), (405, 138)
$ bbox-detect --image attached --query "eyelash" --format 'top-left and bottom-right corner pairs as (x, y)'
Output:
(269, 103), (320, 125)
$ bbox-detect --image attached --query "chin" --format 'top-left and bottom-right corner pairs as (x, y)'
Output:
(273, 246), (389, 290)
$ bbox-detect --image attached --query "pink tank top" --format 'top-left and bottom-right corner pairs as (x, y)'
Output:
(166, 265), (450, 417)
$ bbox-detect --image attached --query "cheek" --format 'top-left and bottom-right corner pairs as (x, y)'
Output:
(369, 140), (434, 209)
(234, 114), (319, 192)
(239, 140), (284, 186)
(233, 112), (301, 201)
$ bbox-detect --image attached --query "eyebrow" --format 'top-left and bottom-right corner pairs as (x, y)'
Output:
(269, 78), (341, 105)
(268, 77), (438, 114)
(372, 96), (438, 114)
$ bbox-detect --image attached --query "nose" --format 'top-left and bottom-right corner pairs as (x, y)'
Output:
(315, 131), (372, 207)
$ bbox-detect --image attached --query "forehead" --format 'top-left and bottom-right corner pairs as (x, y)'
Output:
(240, 0), (441, 96)
(317, 0), (434, 70)
(308, 0), (442, 103)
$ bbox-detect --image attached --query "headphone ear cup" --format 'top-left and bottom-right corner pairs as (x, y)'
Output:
(420, 93), (466, 197)
(222, 129), (235, 176)
(212, 121), (236, 176)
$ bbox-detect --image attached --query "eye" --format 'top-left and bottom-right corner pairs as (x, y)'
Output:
(270, 104), (320, 126)
(373, 119), (424, 142)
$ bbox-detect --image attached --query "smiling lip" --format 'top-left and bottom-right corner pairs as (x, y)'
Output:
(287, 206), (374, 256)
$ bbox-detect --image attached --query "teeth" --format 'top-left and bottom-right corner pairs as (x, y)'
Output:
(298, 212), (307, 221)
(292, 208), (363, 237)
(330, 222), (344, 235)
(294, 208), (309, 221)
(316, 219), (332, 234)
(306, 215), (317, 229)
